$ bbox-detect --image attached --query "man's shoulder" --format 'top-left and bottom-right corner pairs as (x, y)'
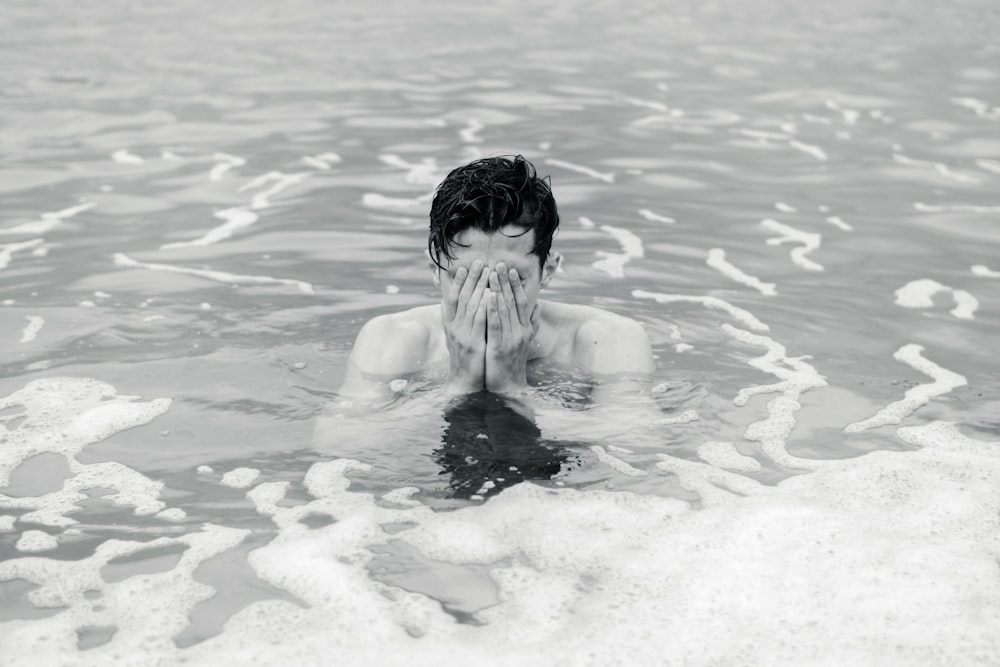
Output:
(349, 304), (439, 376)
(364, 304), (439, 333)
(544, 301), (653, 375)
(544, 300), (643, 333)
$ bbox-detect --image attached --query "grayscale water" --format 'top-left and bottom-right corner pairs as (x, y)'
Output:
(2, 0), (999, 664)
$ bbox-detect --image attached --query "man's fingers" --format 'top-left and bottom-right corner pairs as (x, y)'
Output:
(465, 264), (491, 325)
(497, 263), (517, 319)
(457, 260), (485, 318)
(509, 268), (530, 326)
(530, 303), (541, 337)
(493, 270), (512, 336)
(443, 266), (467, 321)
(472, 297), (487, 339)
(486, 291), (501, 337)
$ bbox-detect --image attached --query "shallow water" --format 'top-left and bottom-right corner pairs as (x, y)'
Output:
(2, 0), (999, 664)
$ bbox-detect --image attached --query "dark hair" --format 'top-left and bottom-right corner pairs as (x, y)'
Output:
(428, 155), (559, 270)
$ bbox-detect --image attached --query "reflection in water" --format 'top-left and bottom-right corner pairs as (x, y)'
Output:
(434, 392), (576, 499)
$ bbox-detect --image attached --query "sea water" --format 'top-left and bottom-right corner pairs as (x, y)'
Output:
(1, 0), (999, 664)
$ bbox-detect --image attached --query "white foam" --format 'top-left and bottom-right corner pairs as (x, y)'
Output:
(632, 289), (769, 331)
(592, 225), (643, 278)
(788, 140), (827, 161)
(459, 120), (485, 143)
(724, 324), (829, 469)
(220, 468), (261, 489)
(6, 429), (1000, 664)
(19, 316), (44, 343)
(157, 508), (187, 522)
(706, 248), (777, 295)
(697, 441), (762, 473)
(825, 215), (853, 231)
(975, 158), (1000, 175)
(915, 202), (1000, 213)
(0, 239), (44, 271)
(544, 158), (615, 183)
(385, 285), (400, 294)
(761, 218), (824, 271)
(0, 522), (249, 664)
(895, 279), (949, 308)
(0, 515), (14, 531)
(674, 343), (694, 353)
(209, 153), (246, 181)
(624, 97), (670, 112)
(160, 207), (259, 249)
(801, 113), (833, 125)
(774, 202), (797, 213)
(591, 445), (647, 477)
(578, 216), (595, 229)
(239, 171), (310, 210)
(894, 279), (979, 319)
(0, 378), (169, 486)
(637, 208), (675, 224)
(653, 409), (699, 425)
(894, 153), (982, 184)
(378, 155), (442, 185)
(822, 100), (861, 126)
(950, 290), (978, 319)
(656, 453), (765, 506)
(301, 154), (341, 170)
(950, 96), (1000, 120)
(362, 191), (435, 209)
(0, 202), (96, 236)
(0, 378), (172, 532)
(15, 530), (59, 552)
(844, 345), (967, 433)
(971, 264), (1000, 278)
(111, 149), (144, 165)
(113, 253), (315, 294)
(734, 128), (790, 141)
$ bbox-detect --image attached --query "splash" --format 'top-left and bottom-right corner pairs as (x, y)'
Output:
(894, 279), (978, 320)
(113, 253), (315, 294)
(637, 208), (675, 224)
(761, 218), (824, 271)
(209, 153), (246, 181)
(723, 324), (829, 469)
(543, 158), (615, 183)
(0, 202), (96, 237)
(239, 172), (311, 210)
(632, 290), (769, 331)
(160, 207), (259, 249)
(0, 239), (44, 271)
(971, 265), (1000, 278)
(592, 225), (643, 278)
(18, 316), (44, 343)
(844, 345), (966, 433)
(706, 248), (777, 295)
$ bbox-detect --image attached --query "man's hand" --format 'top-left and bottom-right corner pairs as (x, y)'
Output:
(442, 259), (490, 394)
(485, 263), (540, 395)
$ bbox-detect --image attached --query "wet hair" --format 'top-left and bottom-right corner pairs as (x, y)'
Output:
(428, 155), (559, 271)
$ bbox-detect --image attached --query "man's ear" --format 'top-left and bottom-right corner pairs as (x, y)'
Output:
(425, 248), (441, 287)
(540, 251), (562, 288)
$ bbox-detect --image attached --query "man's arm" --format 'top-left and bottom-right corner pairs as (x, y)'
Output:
(573, 313), (656, 404)
(338, 313), (428, 403)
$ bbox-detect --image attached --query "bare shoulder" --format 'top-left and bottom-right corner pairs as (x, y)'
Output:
(553, 302), (655, 375)
(346, 304), (439, 378)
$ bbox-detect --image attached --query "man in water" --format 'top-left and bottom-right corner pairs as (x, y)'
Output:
(340, 154), (654, 403)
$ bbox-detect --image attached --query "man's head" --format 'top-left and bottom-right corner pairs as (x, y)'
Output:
(428, 155), (560, 274)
